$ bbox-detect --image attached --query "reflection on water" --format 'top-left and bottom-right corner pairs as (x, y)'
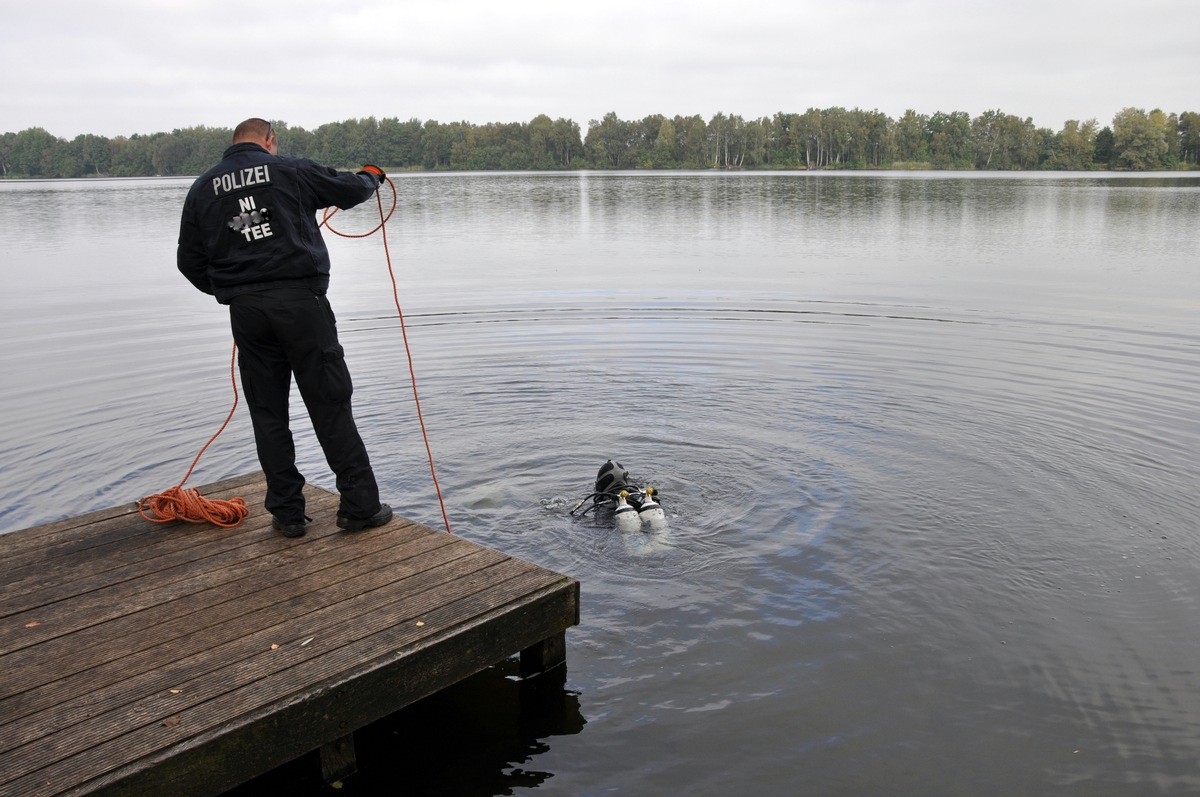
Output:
(224, 660), (585, 796)
(3, 174), (1200, 795)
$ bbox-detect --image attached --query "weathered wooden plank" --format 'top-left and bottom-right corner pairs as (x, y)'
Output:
(0, 483), (300, 613)
(0, 481), (275, 605)
(0, 503), (147, 552)
(6, 570), (574, 797)
(0, 473), (265, 558)
(0, 556), (551, 783)
(0, 473), (579, 797)
(63, 579), (577, 797)
(0, 519), (445, 702)
(1, 540), (496, 727)
(0, 531), (472, 743)
(0, 498), (349, 645)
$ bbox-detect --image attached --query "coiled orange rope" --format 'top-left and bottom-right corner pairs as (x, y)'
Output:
(322, 177), (453, 534)
(138, 344), (250, 527)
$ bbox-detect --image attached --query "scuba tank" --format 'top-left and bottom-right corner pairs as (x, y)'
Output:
(636, 486), (666, 529)
(614, 490), (642, 532)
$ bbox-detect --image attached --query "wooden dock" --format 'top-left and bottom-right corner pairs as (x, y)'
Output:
(0, 473), (580, 797)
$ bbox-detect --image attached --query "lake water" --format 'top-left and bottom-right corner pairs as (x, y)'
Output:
(2, 172), (1200, 796)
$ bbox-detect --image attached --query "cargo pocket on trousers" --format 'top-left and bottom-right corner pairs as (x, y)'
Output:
(320, 345), (353, 404)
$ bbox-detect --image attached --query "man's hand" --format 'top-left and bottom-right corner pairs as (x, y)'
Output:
(359, 164), (386, 184)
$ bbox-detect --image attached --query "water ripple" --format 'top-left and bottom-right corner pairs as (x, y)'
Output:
(7, 176), (1200, 795)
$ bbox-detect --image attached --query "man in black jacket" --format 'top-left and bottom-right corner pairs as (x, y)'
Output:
(178, 117), (392, 538)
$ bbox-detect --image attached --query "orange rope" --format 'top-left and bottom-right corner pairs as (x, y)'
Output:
(323, 177), (453, 534)
(138, 344), (250, 527)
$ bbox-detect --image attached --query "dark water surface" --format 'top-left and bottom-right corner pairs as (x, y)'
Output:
(3, 173), (1200, 795)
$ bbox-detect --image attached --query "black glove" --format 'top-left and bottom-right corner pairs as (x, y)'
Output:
(359, 164), (386, 184)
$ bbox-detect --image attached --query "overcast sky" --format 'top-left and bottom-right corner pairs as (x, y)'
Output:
(5, 0), (1195, 139)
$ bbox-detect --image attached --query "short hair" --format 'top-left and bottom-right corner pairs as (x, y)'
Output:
(232, 118), (273, 143)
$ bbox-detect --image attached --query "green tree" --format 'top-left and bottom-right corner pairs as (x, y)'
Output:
(72, 133), (112, 175)
(549, 117), (582, 167)
(151, 133), (186, 175)
(928, 111), (973, 169)
(794, 108), (823, 168)
(0, 132), (14, 176)
(861, 109), (892, 167)
(527, 114), (554, 168)
(110, 134), (154, 177)
(999, 115), (1039, 169)
(769, 113), (800, 168)
(750, 116), (774, 167)
(648, 116), (676, 167)
(51, 140), (83, 177)
(708, 112), (755, 168)
(969, 111), (1041, 170)
(377, 117), (424, 168)
(892, 110), (930, 165)
(276, 122), (317, 160)
(419, 120), (457, 169)
(1152, 109), (1179, 167)
(7, 127), (60, 176)
(972, 109), (1006, 168)
(673, 114), (707, 167)
(168, 126), (230, 175)
(1049, 119), (1098, 170)
(1094, 126), (1115, 167)
(1112, 107), (1168, 170)
(628, 114), (664, 168)
(310, 117), (382, 167)
(1178, 111), (1200, 165)
(823, 107), (853, 167)
(1034, 126), (1058, 169)
(705, 111), (727, 166)
(585, 112), (634, 168)
(9, 105), (1197, 175)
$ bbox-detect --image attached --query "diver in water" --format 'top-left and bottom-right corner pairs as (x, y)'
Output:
(571, 460), (667, 530)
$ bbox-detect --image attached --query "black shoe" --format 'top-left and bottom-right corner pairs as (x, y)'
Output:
(272, 515), (310, 538)
(337, 503), (394, 532)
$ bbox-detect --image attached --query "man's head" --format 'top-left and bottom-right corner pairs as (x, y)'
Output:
(232, 118), (278, 155)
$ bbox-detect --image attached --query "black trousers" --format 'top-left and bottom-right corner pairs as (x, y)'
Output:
(228, 288), (381, 523)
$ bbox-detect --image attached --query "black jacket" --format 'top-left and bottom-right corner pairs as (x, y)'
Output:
(177, 142), (381, 303)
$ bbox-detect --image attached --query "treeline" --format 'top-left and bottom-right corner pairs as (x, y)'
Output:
(3, 107), (1198, 178)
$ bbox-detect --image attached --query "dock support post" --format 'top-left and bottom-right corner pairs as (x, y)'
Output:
(320, 733), (357, 784)
(519, 630), (567, 679)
